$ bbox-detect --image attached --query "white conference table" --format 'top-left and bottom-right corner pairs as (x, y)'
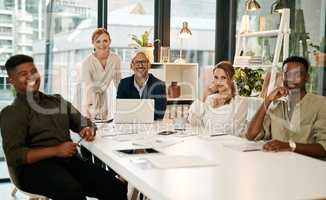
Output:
(81, 122), (326, 200)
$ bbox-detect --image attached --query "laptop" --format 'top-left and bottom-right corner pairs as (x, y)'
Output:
(114, 99), (155, 124)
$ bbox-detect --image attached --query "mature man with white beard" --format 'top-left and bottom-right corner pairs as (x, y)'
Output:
(117, 52), (167, 120)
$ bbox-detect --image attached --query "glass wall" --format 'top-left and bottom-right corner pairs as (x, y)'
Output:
(236, 0), (326, 95)
(107, 0), (154, 77)
(170, 0), (216, 67)
(0, 0), (97, 166)
(170, 0), (216, 97)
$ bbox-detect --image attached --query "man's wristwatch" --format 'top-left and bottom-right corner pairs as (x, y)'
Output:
(289, 140), (296, 152)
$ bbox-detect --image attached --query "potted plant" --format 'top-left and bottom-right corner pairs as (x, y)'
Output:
(234, 67), (264, 97)
(129, 29), (160, 63)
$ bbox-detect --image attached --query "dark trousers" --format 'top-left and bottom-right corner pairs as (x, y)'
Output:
(81, 146), (106, 168)
(19, 155), (127, 200)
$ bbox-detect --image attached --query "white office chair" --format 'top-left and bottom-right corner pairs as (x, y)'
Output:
(11, 187), (48, 200)
(4, 157), (49, 200)
(130, 187), (150, 200)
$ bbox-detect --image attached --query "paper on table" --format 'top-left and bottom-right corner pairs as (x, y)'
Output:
(101, 130), (138, 137)
(175, 130), (199, 137)
(111, 134), (145, 142)
(199, 133), (230, 140)
(147, 155), (217, 169)
(132, 138), (183, 148)
(223, 141), (264, 152)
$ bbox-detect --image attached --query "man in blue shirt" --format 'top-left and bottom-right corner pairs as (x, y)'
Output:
(117, 52), (167, 120)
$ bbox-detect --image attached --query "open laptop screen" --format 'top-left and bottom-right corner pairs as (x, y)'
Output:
(114, 99), (155, 124)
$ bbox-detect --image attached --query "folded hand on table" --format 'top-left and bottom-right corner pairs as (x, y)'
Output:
(263, 140), (291, 152)
(80, 127), (96, 142)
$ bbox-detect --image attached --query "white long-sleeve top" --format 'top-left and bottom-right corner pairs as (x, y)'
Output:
(188, 95), (248, 136)
(78, 52), (121, 120)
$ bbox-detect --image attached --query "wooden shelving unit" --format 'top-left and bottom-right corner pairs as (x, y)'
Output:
(150, 63), (199, 105)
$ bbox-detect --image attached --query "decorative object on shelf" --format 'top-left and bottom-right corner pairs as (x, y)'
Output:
(174, 22), (192, 64)
(129, 29), (160, 63)
(259, 16), (266, 31)
(240, 15), (250, 33)
(315, 52), (326, 67)
(160, 46), (170, 63)
(290, 9), (309, 59)
(234, 67), (264, 97)
(168, 81), (181, 98)
(246, 0), (261, 11)
(261, 39), (273, 64)
(309, 37), (326, 67)
(234, 56), (263, 66)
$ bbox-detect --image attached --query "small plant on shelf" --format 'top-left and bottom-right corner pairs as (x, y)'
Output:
(129, 29), (160, 48)
(234, 67), (264, 97)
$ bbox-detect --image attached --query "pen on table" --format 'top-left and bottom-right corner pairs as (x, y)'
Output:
(210, 133), (229, 137)
(243, 149), (262, 152)
(77, 137), (84, 147)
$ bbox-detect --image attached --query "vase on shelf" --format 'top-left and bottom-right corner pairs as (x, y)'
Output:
(137, 47), (154, 63)
(168, 81), (181, 98)
(160, 46), (170, 63)
(315, 52), (326, 67)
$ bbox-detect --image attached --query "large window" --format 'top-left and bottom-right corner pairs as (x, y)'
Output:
(0, 0), (97, 163)
(32, 0), (98, 102)
(170, 0), (216, 68)
(108, 0), (155, 77)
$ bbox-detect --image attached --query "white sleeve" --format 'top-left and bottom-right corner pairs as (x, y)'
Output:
(113, 56), (122, 89)
(80, 58), (94, 116)
(187, 100), (206, 126)
(232, 96), (249, 137)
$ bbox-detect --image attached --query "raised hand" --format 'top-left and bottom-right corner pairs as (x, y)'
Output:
(207, 81), (219, 95)
(267, 87), (288, 102)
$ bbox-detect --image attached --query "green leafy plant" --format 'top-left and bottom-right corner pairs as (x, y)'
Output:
(234, 67), (264, 97)
(129, 29), (160, 48)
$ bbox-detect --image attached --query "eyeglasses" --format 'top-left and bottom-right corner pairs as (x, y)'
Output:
(133, 60), (149, 66)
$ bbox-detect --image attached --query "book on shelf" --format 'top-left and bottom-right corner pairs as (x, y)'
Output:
(234, 56), (263, 66)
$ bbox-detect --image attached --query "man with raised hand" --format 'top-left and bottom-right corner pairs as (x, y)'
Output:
(246, 56), (326, 158)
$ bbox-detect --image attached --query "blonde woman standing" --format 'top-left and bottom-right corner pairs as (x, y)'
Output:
(80, 28), (121, 120)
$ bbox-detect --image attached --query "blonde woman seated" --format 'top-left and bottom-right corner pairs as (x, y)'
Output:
(188, 61), (248, 136)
